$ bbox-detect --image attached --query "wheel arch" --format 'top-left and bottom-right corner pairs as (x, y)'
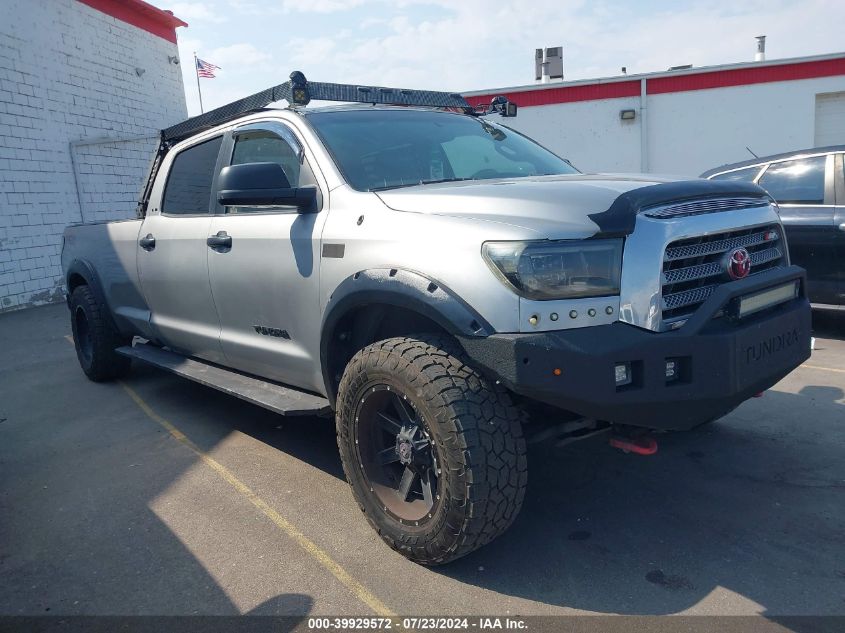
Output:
(319, 268), (494, 406)
(66, 259), (105, 305)
(64, 259), (122, 333)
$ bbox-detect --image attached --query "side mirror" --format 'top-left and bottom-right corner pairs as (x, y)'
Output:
(217, 162), (317, 212)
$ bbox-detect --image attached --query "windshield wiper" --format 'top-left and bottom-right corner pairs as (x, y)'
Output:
(370, 177), (474, 192)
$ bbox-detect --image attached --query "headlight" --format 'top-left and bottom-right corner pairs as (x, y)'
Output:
(482, 239), (623, 300)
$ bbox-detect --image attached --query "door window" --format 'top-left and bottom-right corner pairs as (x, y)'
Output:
(757, 156), (826, 205)
(161, 136), (223, 215)
(232, 130), (301, 186)
(228, 127), (320, 213)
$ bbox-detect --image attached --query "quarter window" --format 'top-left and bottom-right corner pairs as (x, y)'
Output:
(757, 156), (826, 205)
(710, 166), (761, 182)
(162, 136), (223, 215)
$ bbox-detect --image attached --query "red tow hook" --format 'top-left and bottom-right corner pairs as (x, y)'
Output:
(609, 435), (658, 455)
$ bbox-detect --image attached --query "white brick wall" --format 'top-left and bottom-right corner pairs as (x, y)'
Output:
(0, 0), (187, 311)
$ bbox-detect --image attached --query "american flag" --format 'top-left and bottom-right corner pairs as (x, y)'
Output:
(196, 57), (220, 79)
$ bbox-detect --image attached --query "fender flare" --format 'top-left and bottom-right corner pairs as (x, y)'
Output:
(319, 268), (494, 403)
(65, 259), (121, 333)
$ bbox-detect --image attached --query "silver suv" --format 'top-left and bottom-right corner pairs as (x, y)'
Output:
(61, 74), (811, 564)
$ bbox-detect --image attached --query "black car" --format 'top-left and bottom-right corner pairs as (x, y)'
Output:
(702, 146), (844, 310)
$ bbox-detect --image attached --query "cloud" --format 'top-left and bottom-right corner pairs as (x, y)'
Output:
(277, 0), (844, 91)
(178, 0), (845, 114)
(226, 0), (284, 15)
(280, 0), (371, 13)
(170, 2), (226, 23)
(209, 43), (273, 67)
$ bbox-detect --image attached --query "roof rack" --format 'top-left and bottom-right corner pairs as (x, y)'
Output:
(139, 72), (517, 218)
(161, 71), (494, 144)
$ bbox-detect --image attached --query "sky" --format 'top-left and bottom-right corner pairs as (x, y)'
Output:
(170, 0), (845, 116)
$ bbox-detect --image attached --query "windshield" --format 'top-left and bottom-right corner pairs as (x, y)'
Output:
(306, 109), (579, 191)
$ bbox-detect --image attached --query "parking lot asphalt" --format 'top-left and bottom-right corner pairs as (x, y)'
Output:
(0, 304), (843, 618)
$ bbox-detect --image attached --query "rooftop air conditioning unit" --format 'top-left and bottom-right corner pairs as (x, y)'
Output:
(535, 46), (563, 83)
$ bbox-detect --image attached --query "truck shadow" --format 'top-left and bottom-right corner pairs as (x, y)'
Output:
(439, 385), (845, 615)
(136, 360), (845, 615)
(811, 310), (845, 341)
(0, 307), (319, 619)
(18, 301), (840, 617)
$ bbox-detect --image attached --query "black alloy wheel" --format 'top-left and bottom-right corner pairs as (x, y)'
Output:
(355, 384), (441, 524)
(336, 335), (527, 565)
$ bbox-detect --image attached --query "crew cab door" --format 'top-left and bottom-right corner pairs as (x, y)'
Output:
(758, 153), (839, 305)
(207, 120), (329, 391)
(137, 134), (226, 362)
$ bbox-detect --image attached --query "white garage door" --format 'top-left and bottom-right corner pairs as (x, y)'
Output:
(814, 92), (845, 146)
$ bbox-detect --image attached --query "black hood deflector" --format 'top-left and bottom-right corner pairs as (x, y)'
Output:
(588, 180), (770, 238)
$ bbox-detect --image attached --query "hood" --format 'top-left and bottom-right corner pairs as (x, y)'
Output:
(374, 173), (679, 239)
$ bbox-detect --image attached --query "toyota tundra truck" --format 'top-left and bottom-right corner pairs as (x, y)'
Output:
(61, 73), (812, 565)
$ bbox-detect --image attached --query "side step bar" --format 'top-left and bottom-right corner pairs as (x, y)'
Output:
(116, 343), (332, 417)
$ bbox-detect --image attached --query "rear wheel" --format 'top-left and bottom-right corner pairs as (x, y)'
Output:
(69, 285), (131, 382)
(336, 335), (527, 565)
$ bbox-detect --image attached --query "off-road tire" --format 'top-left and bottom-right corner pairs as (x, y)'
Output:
(69, 285), (131, 382)
(336, 334), (527, 565)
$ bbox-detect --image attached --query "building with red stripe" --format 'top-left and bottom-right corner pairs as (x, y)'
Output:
(0, 0), (187, 311)
(463, 53), (845, 176)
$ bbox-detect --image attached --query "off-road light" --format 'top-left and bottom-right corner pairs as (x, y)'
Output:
(737, 281), (799, 318)
(489, 95), (518, 117)
(665, 359), (678, 381)
(615, 362), (631, 387)
(289, 70), (310, 106)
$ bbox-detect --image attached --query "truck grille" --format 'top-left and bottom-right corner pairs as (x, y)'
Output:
(661, 225), (785, 322)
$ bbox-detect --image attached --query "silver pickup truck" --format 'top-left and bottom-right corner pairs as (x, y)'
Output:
(61, 74), (811, 565)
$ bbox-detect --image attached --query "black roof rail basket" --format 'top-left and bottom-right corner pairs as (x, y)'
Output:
(161, 71), (477, 144)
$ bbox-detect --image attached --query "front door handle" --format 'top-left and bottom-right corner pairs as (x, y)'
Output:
(207, 231), (232, 249)
(839, 222), (845, 232)
(139, 234), (156, 251)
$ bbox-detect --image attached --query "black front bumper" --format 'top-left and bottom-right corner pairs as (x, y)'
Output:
(460, 266), (812, 431)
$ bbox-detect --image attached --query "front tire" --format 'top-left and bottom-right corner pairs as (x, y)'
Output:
(336, 335), (527, 565)
(69, 285), (131, 382)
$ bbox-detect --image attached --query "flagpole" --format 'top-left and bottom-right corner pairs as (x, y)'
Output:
(194, 51), (204, 114)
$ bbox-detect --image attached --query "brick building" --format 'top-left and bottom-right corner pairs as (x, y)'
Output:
(0, 0), (186, 311)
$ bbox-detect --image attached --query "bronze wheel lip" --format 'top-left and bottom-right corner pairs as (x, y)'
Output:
(353, 381), (442, 525)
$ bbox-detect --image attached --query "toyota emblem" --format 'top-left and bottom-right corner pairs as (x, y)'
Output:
(725, 247), (751, 280)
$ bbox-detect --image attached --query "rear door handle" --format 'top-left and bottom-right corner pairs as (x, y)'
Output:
(139, 234), (156, 250)
(207, 231), (232, 249)
(839, 222), (845, 232)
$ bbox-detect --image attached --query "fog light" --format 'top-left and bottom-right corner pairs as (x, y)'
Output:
(615, 362), (631, 386)
(665, 359), (678, 381)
